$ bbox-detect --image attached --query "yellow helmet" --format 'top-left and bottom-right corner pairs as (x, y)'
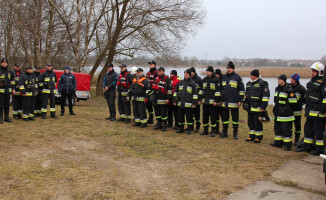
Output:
(310, 62), (324, 76)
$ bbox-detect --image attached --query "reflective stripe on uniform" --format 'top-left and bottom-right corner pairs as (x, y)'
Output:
(283, 137), (292, 142)
(157, 100), (167, 105)
(193, 94), (198, 99)
(42, 89), (50, 93)
(121, 92), (128, 96)
(275, 135), (283, 140)
(288, 98), (297, 103)
(50, 108), (56, 112)
(304, 137), (313, 144)
(250, 107), (261, 112)
(239, 91), (245, 95)
(41, 108), (47, 113)
(223, 121), (229, 124)
(316, 140), (324, 146)
(293, 111), (302, 116)
(279, 92), (287, 98)
(249, 130), (255, 135)
(276, 116), (294, 122)
(215, 92), (220, 97)
(185, 102), (192, 107)
(0, 89), (5, 93)
(255, 131), (263, 136)
(228, 103), (238, 108)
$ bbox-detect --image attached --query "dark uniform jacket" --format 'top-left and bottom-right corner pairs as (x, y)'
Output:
(201, 75), (221, 105)
(173, 78), (198, 108)
(117, 70), (134, 96)
(245, 78), (270, 113)
(291, 83), (307, 116)
(191, 73), (203, 101)
(102, 69), (118, 95)
(146, 67), (158, 85)
(33, 71), (43, 92)
(151, 74), (172, 104)
(19, 72), (38, 96)
(0, 66), (14, 94)
(12, 69), (23, 95)
(305, 76), (326, 118)
(221, 72), (245, 108)
(40, 70), (57, 94)
(273, 83), (298, 122)
(58, 71), (77, 93)
(128, 75), (151, 101)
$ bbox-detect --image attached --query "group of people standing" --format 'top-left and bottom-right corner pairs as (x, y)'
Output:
(0, 58), (77, 123)
(102, 60), (326, 155)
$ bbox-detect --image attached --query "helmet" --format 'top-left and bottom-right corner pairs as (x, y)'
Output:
(310, 62), (324, 76)
(130, 66), (137, 74)
(258, 111), (271, 123)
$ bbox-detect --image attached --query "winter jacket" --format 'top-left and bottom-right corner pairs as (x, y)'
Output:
(12, 69), (23, 95)
(117, 70), (134, 95)
(18, 72), (38, 96)
(102, 69), (118, 94)
(0, 66), (14, 94)
(58, 71), (77, 94)
(273, 83), (298, 122)
(191, 73), (203, 101)
(40, 69), (57, 94)
(221, 72), (245, 108)
(201, 75), (221, 105)
(304, 76), (326, 118)
(173, 78), (198, 108)
(128, 75), (151, 101)
(244, 78), (270, 113)
(170, 75), (181, 94)
(151, 74), (172, 104)
(33, 71), (43, 91)
(290, 82), (307, 116)
(146, 67), (158, 85)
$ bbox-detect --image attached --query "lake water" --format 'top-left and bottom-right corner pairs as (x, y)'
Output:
(86, 66), (310, 105)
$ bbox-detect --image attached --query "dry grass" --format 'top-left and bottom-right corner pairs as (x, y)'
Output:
(0, 89), (307, 199)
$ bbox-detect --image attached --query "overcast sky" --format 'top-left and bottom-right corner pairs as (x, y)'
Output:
(182, 0), (326, 60)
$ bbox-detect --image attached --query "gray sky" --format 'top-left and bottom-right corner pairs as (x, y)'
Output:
(182, 0), (326, 60)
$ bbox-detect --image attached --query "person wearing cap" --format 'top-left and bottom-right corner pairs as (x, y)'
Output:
(146, 61), (158, 124)
(18, 66), (38, 121)
(33, 66), (43, 116)
(40, 63), (58, 119)
(214, 68), (223, 135)
(11, 64), (23, 119)
(289, 73), (307, 146)
(220, 61), (245, 139)
(200, 66), (221, 137)
(116, 64), (134, 123)
(243, 69), (270, 143)
(270, 74), (298, 151)
(0, 58), (15, 123)
(190, 67), (203, 133)
(168, 70), (180, 129)
(296, 62), (326, 155)
(150, 67), (172, 131)
(173, 69), (198, 134)
(102, 63), (118, 121)
(58, 66), (77, 116)
(128, 68), (150, 128)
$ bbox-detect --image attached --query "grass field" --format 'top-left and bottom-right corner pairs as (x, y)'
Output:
(0, 89), (308, 199)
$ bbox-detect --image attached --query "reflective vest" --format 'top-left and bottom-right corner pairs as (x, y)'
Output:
(305, 77), (326, 118)
(152, 75), (168, 94)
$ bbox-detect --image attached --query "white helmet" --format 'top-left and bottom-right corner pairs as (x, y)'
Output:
(310, 62), (324, 76)
(130, 66), (137, 74)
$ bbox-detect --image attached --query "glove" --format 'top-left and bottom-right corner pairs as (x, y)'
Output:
(144, 98), (148, 103)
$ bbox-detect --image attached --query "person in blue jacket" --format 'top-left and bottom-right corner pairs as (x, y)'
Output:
(103, 63), (118, 121)
(58, 66), (77, 116)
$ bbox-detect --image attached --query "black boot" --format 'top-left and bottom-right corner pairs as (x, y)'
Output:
(0, 110), (3, 124)
(51, 112), (58, 118)
(154, 119), (162, 130)
(200, 126), (209, 135)
(42, 112), (47, 119)
(60, 112), (64, 116)
(4, 108), (12, 123)
(233, 128), (238, 140)
(210, 127), (216, 137)
(220, 124), (228, 138)
(195, 122), (201, 133)
(161, 121), (167, 132)
(133, 122), (141, 126)
(177, 125), (185, 133)
(186, 125), (193, 135)
(124, 118), (131, 124)
(293, 133), (300, 146)
(148, 114), (154, 124)
(167, 121), (173, 128)
(69, 111), (75, 115)
(173, 125), (179, 130)
(140, 123), (147, 128)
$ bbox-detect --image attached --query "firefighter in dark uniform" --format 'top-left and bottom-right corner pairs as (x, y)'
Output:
(102, 63), (118, 121)
(33, 66), (42, 116)
(12, 63), (23, 119)
(270, 74), (298, 151)
(146, 61), (158, 124)
(296, 62), (326, 155)
(58, 66), (77, 116)
(0, 58), (15, 124)
(116, 64), (133, 123)
(221, 61), (245, 139)
(168, 70), (180, 129)
(151, 67), (172, 132)
(128, 68), (150, 128)
(40, 63), (57, 119)
(190, 67), (203, 133)
(173, 69), (198, 134)
(290, 73), (307, 146)
(200, 66), (221, 137)
(244, 69), (270, 143)
(215, 68), (223, 135)
(19, 66), (38, 121)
